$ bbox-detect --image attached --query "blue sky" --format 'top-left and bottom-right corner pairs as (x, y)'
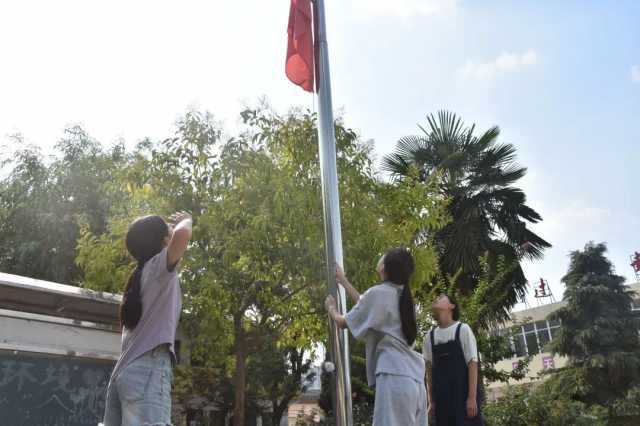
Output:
(0, 0), (638, 306)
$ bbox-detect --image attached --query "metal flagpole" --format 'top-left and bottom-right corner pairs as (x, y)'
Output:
(314, 0), (353, 424)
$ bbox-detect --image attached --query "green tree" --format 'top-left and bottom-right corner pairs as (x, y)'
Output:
(547, 242), (640, 410)
(247, 334), (315, 426)
(382, 111), (550, 318)
(0, 128), (125, 284)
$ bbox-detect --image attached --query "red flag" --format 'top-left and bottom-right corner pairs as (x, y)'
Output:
(286, 0), (314, 92)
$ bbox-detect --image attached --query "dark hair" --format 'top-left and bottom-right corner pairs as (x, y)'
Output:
(383, 247), (417, 346)
(120, 215), (169, 329)
(440, 293), (460, 321)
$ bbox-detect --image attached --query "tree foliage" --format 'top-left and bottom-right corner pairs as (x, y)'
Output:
(0, 128), (125, 284)
(483, 383), (608, 426)
(547, 242), (640, 407)
(383, 111), (550, 319)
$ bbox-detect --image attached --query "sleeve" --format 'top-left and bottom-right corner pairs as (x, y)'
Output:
(344, 288), (385, 341)
(422, 332), (433, 364)
(147, 248), (178, 280)
(461, 323), (479, 364)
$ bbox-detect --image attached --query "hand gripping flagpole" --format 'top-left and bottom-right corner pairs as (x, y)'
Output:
(314, 0), (353, 424)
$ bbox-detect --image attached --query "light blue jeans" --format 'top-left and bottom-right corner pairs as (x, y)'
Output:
(103, 345), (173, 426)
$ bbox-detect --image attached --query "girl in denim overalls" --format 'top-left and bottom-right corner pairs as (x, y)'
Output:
(423, 294), (483, 426)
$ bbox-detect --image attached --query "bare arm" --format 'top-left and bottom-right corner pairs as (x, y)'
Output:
(426, 363), (434, 416)
(467, 361), (479, 418)
(335, 264), (360, 304)
(325, 295), (348, 329)
(167, 212), (192, 269)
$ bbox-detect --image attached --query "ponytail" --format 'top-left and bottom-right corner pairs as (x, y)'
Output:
(120, 262), (144, 329)
(383, 247), (417, 346)
(399, 283), (417, 346)
(120, 215), (169, 330)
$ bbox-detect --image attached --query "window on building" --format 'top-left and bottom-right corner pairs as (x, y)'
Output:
(502, 318), (563, 358)
(513, 333), (527, 357)
(535, 320), (548, 330)
(537, 328), (551, 350)
(525, 332), (540, 355)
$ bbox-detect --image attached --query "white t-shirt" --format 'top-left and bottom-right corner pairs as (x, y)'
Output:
(422, 321), (478, 365)
(345, 282), (425, 387)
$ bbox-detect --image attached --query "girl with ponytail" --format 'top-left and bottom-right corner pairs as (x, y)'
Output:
(325, 247), (426, 426)
(103, 212), (192, 426)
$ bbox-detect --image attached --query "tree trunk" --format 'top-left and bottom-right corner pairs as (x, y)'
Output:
(233, 317), (247, 426)
(272, 349), (305, 426)
(272, 399), (289, 426)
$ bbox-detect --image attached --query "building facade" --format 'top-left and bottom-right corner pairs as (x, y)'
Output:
(0, 272), (122, 426)
(486, 282), (640, 399)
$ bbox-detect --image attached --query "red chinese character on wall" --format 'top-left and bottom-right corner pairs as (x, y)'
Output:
(542, 356), (555, 370)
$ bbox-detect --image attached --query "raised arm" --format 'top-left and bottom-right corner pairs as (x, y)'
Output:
(335, 264), (360, 304)
(167, 211), (193, 270)
(325, 295), (348, 329)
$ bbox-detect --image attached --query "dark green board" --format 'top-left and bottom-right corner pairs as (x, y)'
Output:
(0, 351), (114, 426)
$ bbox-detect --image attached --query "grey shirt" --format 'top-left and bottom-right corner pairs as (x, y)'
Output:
(345, 282), (425, 387)
(110, 248), (182, 381)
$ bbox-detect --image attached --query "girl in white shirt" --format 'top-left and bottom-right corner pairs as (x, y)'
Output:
(325, 247), (426, 426)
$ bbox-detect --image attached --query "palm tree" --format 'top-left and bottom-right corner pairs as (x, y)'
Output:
(383, 111), (550, 311)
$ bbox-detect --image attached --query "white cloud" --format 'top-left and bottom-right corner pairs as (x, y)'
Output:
(631, 65), (640, 83)
(459, 50), (539, 81)
(352, 0), (459, 18)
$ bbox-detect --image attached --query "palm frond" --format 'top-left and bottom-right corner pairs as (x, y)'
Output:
(471, 126), (500, 153)
(478, 143), (518, 169)
(468, 165), (527, 188)
(516, 204), (543, 223)
(380, 153), (411, 176)
(394, 135), (430, 163)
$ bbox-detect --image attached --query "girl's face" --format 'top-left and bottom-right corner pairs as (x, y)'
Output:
(376, 255), (387, 281)
(431, 294), (454, 321)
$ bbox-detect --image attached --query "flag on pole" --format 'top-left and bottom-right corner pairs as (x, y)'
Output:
(286, 0), (315, 92)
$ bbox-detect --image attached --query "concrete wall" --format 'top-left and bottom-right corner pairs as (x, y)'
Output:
(0, 309), (120, 425)
(0, 308), (120, 359)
